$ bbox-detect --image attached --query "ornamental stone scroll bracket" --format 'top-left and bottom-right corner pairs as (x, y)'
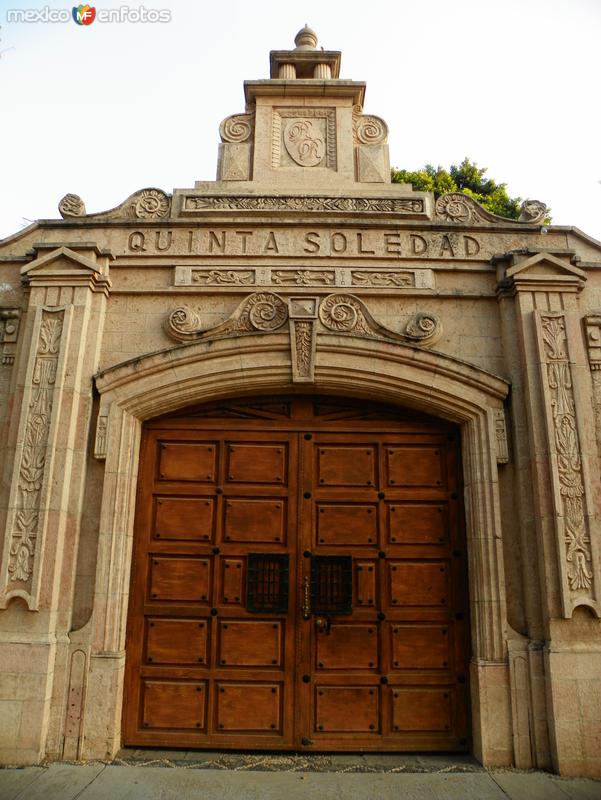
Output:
(58, 188), (171, 221)
(435, 192), (548, 226)
(165, 292), (443, 384)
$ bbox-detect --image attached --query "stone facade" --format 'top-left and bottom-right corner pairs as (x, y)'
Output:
(0, 28), (600, 776)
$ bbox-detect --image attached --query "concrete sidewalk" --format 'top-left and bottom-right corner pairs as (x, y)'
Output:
(1, 756), (600, 800)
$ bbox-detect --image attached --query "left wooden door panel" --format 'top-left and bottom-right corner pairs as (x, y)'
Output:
(123, 429), (297, 749)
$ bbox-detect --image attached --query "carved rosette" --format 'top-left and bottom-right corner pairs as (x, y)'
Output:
(4, 310), (64, 599)
(58, 193), (86, 218)
(537, 313), (596, 607)
(219, 113), (255, 143)
(133, 189), (170, 220)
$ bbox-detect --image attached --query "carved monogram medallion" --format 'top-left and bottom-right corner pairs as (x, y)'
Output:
(283, 119), (325, 167)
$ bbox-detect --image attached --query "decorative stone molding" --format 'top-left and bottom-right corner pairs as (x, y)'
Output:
(58, 193), (86, 218)
(535, 311), (599, 615)
(181, 194), (425, 214)
(57, 187), (171, 221)
(164, 292), (443, 361)
(0, 308), (21, 365)
(493, 408), (509, 464)
(0, 307), (66, 607)
(219, 112), (255, 143)
(174, 266), (435, 292)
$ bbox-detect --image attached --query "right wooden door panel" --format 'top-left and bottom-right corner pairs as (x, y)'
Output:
(297, 431), (468, 750)
(123, 399), (469, 752)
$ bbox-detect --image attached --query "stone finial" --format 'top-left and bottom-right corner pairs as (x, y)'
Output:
(59, 193), (86, 218)
(294, 25), (318, 50)
(519, 199), (547, 225)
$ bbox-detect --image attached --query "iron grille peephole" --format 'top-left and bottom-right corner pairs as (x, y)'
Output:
(311, 556), (353, 615)
(247, 553), (289, 613)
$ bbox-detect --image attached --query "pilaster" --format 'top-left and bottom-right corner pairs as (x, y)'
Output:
(0, 243), (111, 763)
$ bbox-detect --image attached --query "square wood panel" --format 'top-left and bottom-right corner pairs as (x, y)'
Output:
(149, 557), (211, 602)
(388, 503), (447, 545)
(142, 680), (207, 730)
(226, 443), (287, 484)
(154, 497), (214, 541)
(314, 686), (379, 733)
(315, 624), (378, 670)
(218, 620), (283, 668)
(215, 683), (282, 732)
(316, 503), (378, 546)
(146, 618), (209, 665)
(224, 499), (286, 543)
(157, 442), (217, 482)
(385, 446), (445, 487)
(316, 446), (376, 487)
(391, 688), (452, 732)
(388, 561), (449, 607)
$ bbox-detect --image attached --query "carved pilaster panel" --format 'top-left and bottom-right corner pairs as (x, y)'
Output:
(584, 314), (601, 467)
(535, 312), (599, 616)
(493, 409), (509, 464)
(0, 307), (68, 609)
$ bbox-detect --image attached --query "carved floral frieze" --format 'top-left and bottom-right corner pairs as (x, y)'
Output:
(181, 195), (425, 213)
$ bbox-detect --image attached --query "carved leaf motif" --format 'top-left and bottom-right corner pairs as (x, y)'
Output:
(542, 316), (567, 361)
(294, 321), (313, 378)
(38, 319), (63, 355)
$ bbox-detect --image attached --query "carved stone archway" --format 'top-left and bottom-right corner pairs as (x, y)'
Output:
(77, 332), (511, 765)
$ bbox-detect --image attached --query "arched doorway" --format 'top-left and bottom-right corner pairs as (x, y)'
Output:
(122, 395), (470, 751)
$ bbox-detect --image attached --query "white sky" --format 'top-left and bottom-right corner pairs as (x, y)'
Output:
(1, 0), (600, 242)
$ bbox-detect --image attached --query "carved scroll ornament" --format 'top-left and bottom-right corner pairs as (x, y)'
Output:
(220, 113), (255, 143)
(165, 292), (442, 348)
(352, 106), (388, 145)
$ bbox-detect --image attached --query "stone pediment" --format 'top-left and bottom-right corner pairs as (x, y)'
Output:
(505, 252), (586, 280)
(21, 245), (112, 291)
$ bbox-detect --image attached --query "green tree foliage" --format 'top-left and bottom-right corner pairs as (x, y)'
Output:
(391, 158), (525, 220)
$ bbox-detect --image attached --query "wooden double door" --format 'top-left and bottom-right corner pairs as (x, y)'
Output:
(123, 397), (469, 751)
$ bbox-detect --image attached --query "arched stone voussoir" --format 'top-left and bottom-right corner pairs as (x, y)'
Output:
(94, 332), (509, 421)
